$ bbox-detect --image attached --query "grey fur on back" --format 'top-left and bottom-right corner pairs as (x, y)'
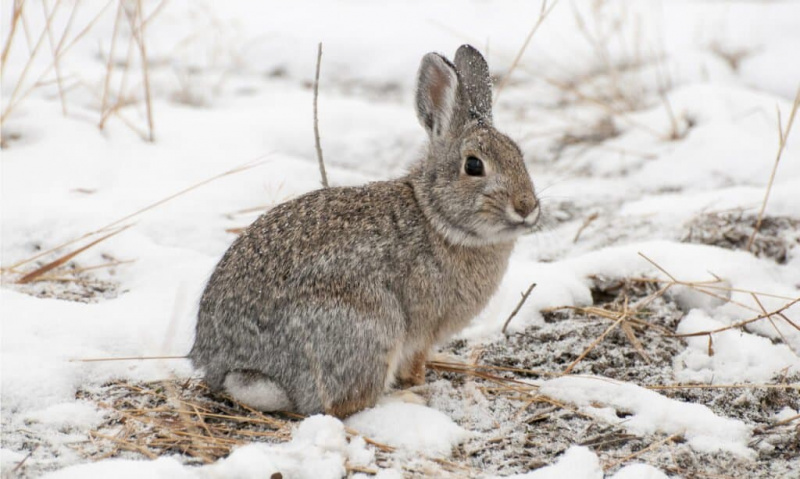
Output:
(190, 45), (540, 417)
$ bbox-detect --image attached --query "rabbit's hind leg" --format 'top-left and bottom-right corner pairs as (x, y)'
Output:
(223, 369), (294, 412)
(396, 349), (427, 388)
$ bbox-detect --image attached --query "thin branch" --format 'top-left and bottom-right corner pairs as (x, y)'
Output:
(502, 282), (537, 335)
(126, 0), (154, 141)
(313, 42), (328, 188)
(41, 0), (67, 115)
(563, 309), (628, 374)
(70, 355), (187, 362)
(0, 0), (26, 74)
(494, 0), (560, 104)
(1, 0), (62, 125)
(99, 0), (124, 129)
(573, 211), (598, 243)
(604, 434), (681, 471)
(748, 85), (800, 250)
(17, 224), (132, 284)
(672, 297), (800, 338)
(2, 0), (108, 127)
(6, 158), (267, 271)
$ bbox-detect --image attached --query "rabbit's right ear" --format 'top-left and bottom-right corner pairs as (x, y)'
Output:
(416, 53), (458, 139)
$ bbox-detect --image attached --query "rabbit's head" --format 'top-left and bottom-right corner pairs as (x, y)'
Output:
(413, 45), (540, 247)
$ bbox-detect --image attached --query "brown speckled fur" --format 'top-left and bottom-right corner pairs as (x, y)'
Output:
(190, 45), (540, 417)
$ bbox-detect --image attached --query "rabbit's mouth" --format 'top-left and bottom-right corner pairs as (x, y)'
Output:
(499, 202), (542, 235)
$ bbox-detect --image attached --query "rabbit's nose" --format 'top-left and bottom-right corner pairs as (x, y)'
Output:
(513, 195), (537, 219)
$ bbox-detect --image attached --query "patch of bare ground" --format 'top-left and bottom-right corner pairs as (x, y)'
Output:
(430, 276), (799, 478)
(683, 210), (800, 264)
(3, 256), (125, 303)
(7, 275), (797, 478)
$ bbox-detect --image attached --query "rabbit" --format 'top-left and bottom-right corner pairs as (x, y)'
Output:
(189, 45), (541, 418)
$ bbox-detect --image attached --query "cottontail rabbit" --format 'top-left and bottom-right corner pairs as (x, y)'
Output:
(190, 45), (540, 417)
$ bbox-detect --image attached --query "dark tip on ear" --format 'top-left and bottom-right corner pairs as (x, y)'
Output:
(454, 44), (493, 125)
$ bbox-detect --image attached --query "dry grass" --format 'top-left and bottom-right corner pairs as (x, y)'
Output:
(76, 379), (295, 464)
(2, 159), (266, 295)
(1, 0), (115, 130)
(748, 86), (800, 251)
(493, 0), (560, 104)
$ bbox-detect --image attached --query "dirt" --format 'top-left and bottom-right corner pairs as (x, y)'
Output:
(683, 211), (800, 264)
(4, 258), (124, 303)
(5, 273), (798, 478)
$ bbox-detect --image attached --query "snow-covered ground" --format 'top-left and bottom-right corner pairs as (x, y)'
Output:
(2, 0), (799, 477)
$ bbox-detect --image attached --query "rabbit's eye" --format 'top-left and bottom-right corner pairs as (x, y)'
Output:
(464, 156), (484, 176)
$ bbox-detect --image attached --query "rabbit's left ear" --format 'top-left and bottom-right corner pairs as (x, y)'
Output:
(454, 45), (493, 125)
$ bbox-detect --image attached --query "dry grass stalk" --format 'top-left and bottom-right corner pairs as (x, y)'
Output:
(71, 354), (187, 363)
(123, 0), (155, 141)
(99, 0), (124, 129)
(557, 281), (672, 374)
(5, 158), (266, 273)
(544, 76), (664, 139)
(603, 433), (681, 471)
(671, 297), (800, 339)
(82, 380), (294, 464)
(748, 86), (800, 250)
(563, 306), (628, 375)
(636, 252), (800, 337)
(313, 42), (329, 188)
(1, 0), (26, 71)
(16, 224), (132, 284)
(10, 444), (38, 474)
(752, 293), (796, 354)
(573, 211), (599, 243)
(494, 0), (560, 104)
(502, 282), (537, 334)
(646, 383), (799, 391)
(40, 0), (67, 115)
(0, 0), (62, 126)
(3, 0), (111, 127)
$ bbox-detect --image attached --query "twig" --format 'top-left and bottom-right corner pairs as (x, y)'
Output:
(1, 0), (62, 126)
(672, 297), (800, 338)
(11, 444), (39, 473)
(313, 42), (328, 188)
(1, 0), (26, 72)
(126, 0), (154, 141)
(6, 158), (267, 271)
(752, 293), (796, 354)
(604, 434), (681, 471)
(71, 354), (187, 362)
(99, 0), (124, 129)
(17, 224), (132, 284)
(502, 282), (537, 335)
(41, 0), (67, 115)
(2, 0), (110, 127)
(647, 383), (799, 391)
(563, 309), (628, 375)
(748, 86), (800, 250)
(573, 212), (598, 243)
(494, 0), (560, 104)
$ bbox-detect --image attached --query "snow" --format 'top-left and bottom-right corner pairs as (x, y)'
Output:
(675, 309), (800, 384)
(538, 376), (753, 457)
(503, 446), (602, 479)
(345, 402), (470, 457)
(42, 415), (367, 479)
(2, 0), (800, 476)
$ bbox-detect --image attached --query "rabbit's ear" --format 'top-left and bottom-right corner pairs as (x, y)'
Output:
(416, 53), (458, 138)
(454, 45), (492, 125)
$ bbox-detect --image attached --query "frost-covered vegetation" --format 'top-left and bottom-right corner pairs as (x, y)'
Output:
(2, 1), (799, 477)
